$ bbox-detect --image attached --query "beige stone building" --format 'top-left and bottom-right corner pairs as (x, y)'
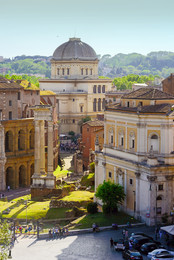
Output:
(95, 87), (174, 225)
(39, 37), (112, 134)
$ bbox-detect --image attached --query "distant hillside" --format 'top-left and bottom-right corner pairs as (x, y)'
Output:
(99, 51), (174, 78)
(0, 51), (174, 78)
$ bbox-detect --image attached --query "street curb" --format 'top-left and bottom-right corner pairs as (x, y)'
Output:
(38, 222), (146, 240)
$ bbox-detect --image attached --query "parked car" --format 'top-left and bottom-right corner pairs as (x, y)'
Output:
(131, 232), (153, 240)
(122, 249), (143, 260)
(114, 238), (125, 251)
(140, 242), (158, 254)
(129, 235), (146, 244)
(147, 249), (174, 259)
(151, 253), (174, 260)
(132, 237), (152, 250)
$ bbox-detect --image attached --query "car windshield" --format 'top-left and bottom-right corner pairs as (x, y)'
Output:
(156, 254), (173, 258)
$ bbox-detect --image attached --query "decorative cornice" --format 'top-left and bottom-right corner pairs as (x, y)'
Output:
(161, 124), (173, 129)
(117, 167), (124, 175)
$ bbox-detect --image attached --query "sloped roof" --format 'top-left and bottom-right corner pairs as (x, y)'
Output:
(83, 120), (104, 127)
(122, 87), (174, 100)
(106, 103), (172, 115)
(0, 77), (23, 90)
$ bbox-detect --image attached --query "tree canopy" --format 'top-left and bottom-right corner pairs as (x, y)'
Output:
(95, 180), (125, 213)
(0, 220), (12, 260)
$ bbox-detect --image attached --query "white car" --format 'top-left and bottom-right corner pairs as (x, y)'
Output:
(148, 249), (174, 259)
(151, 254), (174, 260)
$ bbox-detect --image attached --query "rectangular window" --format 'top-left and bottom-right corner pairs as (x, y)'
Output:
(72, 119), (75, 123)
(93, 85), (97, 93)
(67, 68), (70, 75)
(111, 135), (113, 144)
(81, 68), (83, 75)
(90, 69), (92, 75)
(9, 111), (12, 120)
(98, 85), (101, 93)
(158, 184), (163, 191)
(102, 85), (105, 93)
(129, 179), (133, 185)
(86, 69), (88, 75)
(62, 68), (64, 75)
(127, 101), (129, 107)
(80, 106), (83, 112)
(57, 68), (60, 75)
(87, 128), (89, 132)
(9, 100), (12, 106)
(109, 172), (112, 178)
(73, 98), (75, 102)
(18, 92), (21, 100)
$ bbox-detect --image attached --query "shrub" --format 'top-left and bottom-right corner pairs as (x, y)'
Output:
(87, 202), (98, 214)
(102, 204), (118, 214)
(89, 162), (95, 172)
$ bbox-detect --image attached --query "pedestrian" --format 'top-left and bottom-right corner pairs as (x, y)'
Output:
(92, 223), (96, 232)
(159, 229), (163, 239)
(49, 229), (52, 239)
(122, 229), (126, 239)
(52, 228), (55, 239)
(7, 185), (10, 192)
(65, 228), (69, 236)
(125, 229), (129, 239)
(129, 241), (132, 249)
(55, 227), (58, 238)
(110, 237), (114, 248)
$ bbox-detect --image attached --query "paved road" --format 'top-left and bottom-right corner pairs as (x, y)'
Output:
(12, 226), (158, 260)
(1, 187), (30, 200)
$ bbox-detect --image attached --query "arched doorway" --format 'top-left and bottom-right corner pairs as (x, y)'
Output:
(19, 165), (26, 187)
(6, 167), (14, 189)
(5, 131), (13, 152)
(30, 163), (34, 185)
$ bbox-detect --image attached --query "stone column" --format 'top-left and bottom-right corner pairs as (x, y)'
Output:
(40, 120), (45, 175)
(34, 120), (41, 176)
(47, 121), (53, 176)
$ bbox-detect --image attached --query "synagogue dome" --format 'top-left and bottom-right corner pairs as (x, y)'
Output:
(52, 38), (98, 61)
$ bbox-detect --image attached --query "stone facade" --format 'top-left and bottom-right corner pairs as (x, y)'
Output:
(80, 120), (104, 169)
(95, 88), (174, 225)
(39, 38), (112, 134)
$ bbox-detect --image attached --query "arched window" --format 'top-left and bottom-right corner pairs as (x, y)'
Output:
(5, 131), (13, 152)
(19, 165), (26, 187)
(93, 85), (96, 93)
(98, 85), (101, 93)
(157, 195), (162, 200)
(149, 133), (159, 153)
(102, 98), (105, 110)
(98, 98), (101, 111)
(129, 131), (135, 150)
(93, 98), (97, 112)
(18, 130), (25, 150)
(119, 129), (124, 148)
(109, 128), (114, 146)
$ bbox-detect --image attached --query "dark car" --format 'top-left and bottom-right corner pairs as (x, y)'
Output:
(131, 232), (153, 240)
(129, 235), (146, 244)
(132, 237), (152, 250)
(140, 242), (158, 254)
(122, 249), (143, 260)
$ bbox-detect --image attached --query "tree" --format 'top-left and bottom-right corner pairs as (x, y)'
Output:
(0, 220), (12, 260)
(95, 180), (125, 214)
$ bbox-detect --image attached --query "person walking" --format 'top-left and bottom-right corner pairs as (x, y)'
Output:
(7, 186), (10, 192)
(110, 237), (114, 248)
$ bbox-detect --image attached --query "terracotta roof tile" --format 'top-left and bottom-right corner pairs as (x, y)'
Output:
(83, 120), (104, 127)
(122, 87), (174, 100)
(0, 77), (22, 90)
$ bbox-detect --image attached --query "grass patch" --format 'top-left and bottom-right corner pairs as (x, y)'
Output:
(61, 191), (94, 202)
(71, 212), (138, 229)
(53, 165), (69, 179)
(46, 208), (70, 219)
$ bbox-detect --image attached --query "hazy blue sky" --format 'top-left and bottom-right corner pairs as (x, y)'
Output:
(1, 0), (174, 58)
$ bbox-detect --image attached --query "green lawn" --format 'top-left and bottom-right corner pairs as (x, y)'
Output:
(71, 212), (138, 229)
(61, 191), (94, 202)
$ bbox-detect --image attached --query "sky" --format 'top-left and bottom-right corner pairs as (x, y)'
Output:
(1, 0), (174, 59)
